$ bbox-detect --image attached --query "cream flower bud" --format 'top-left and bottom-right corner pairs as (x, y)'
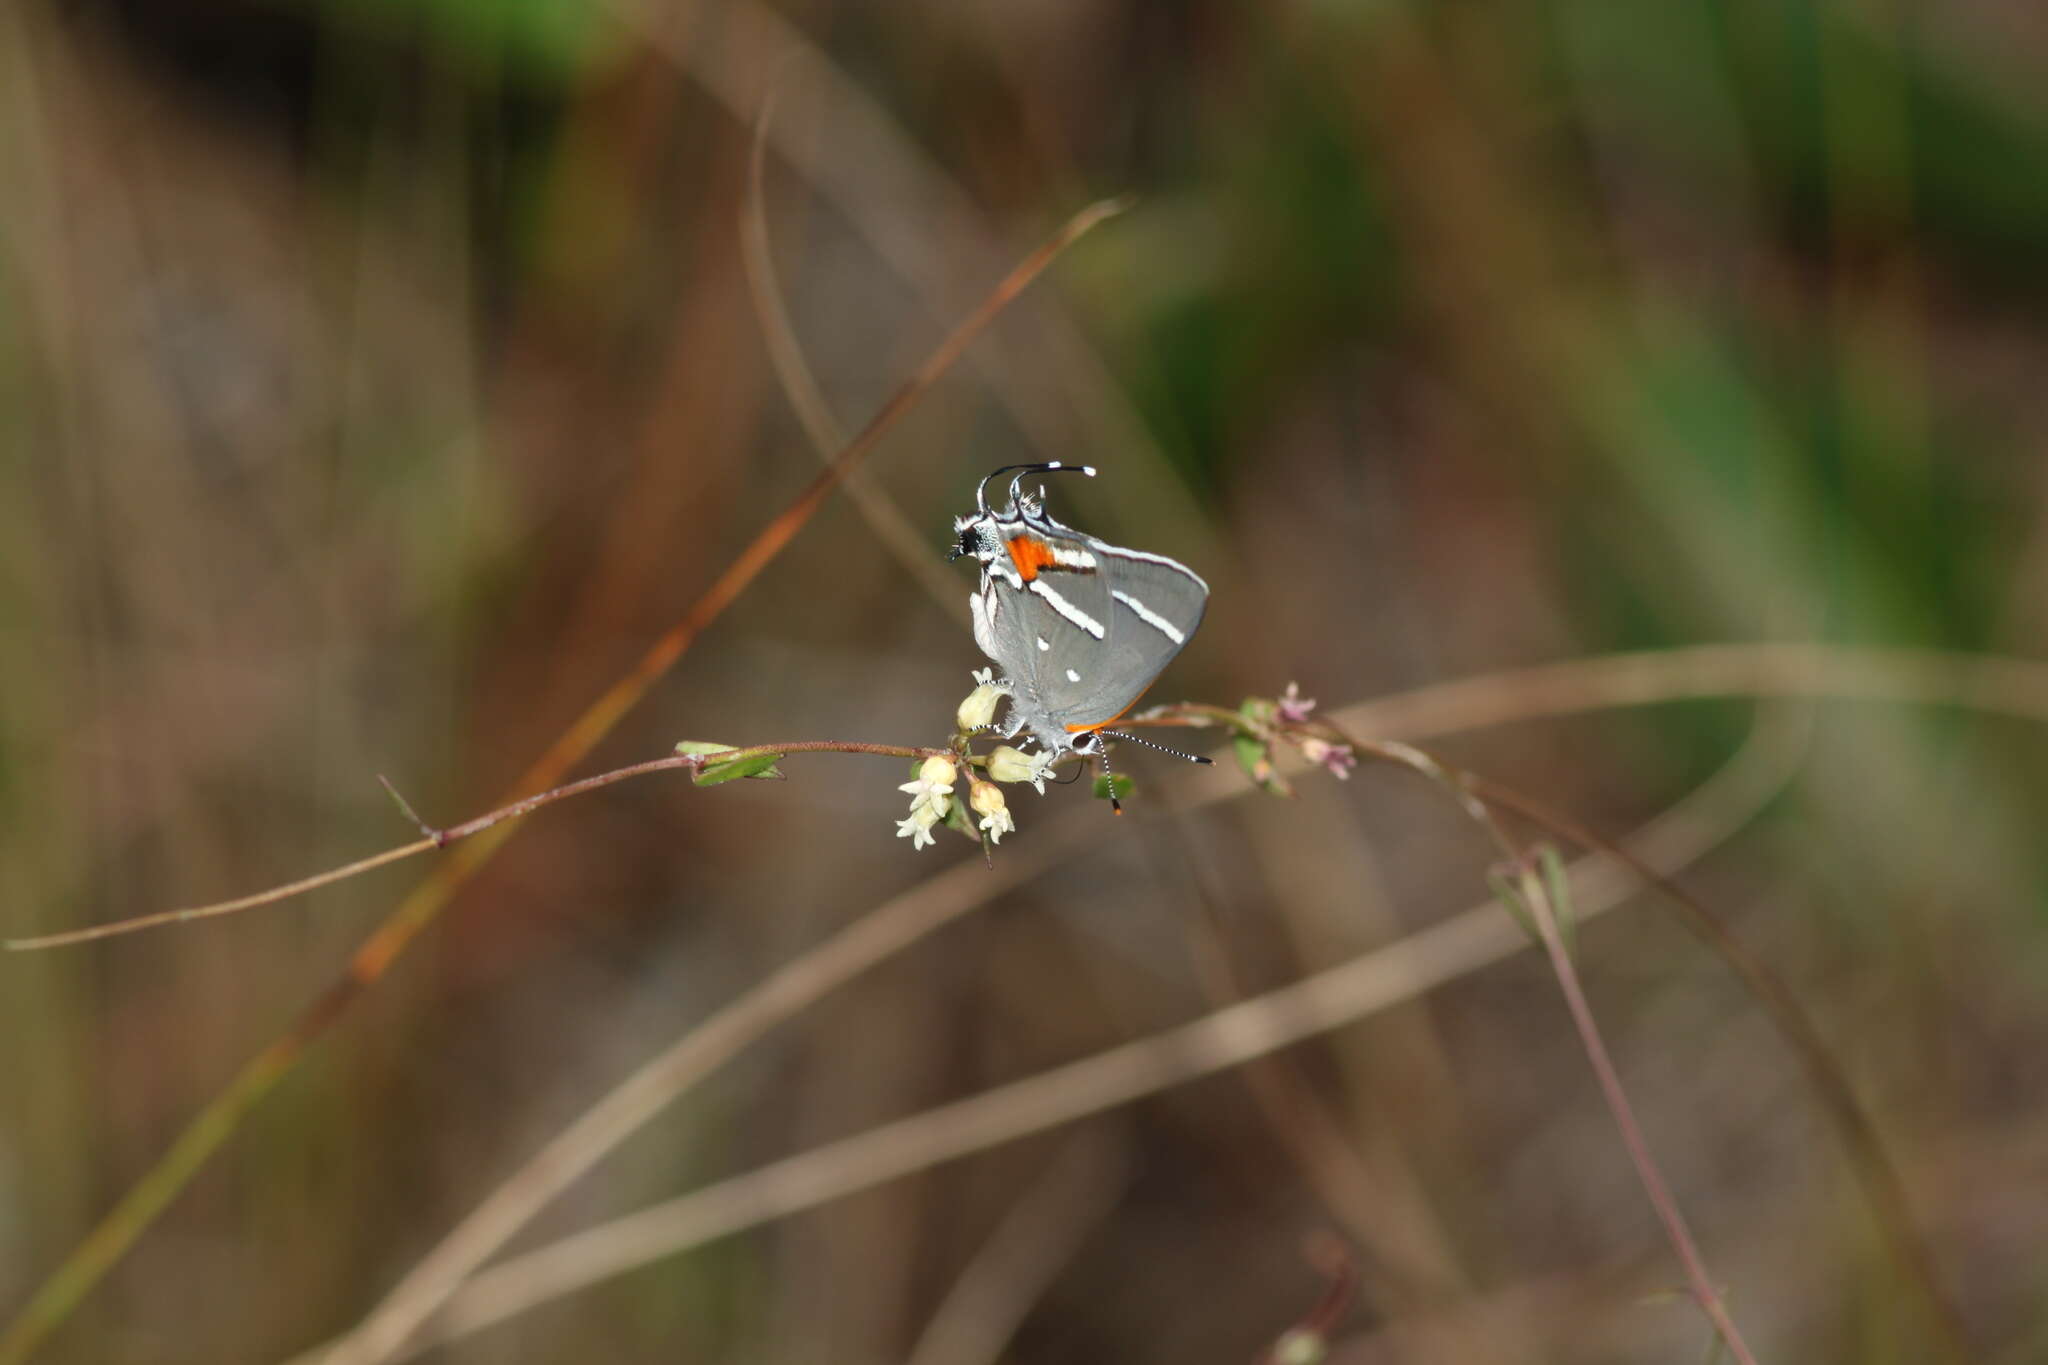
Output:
(987, 744), (1053, 792)
(956, 682), (1004, 733)
(969, 779), (1014, 843)
(897, 754), (959, 819)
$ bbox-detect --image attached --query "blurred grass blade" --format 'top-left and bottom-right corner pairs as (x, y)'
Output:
(0, 196), (1132, 1365)
(1538, 843), (1577, 958)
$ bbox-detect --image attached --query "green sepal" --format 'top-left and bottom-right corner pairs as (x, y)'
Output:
(1537, 844), (1576, 958)
(677, 740), (784, 784)
(944, 797), (976, 837)
(1093, 773), (1135, 803)
(692, 753), (785, 785)
(1487, 848), (1577, 953)
(1486, 869), (1540, 944)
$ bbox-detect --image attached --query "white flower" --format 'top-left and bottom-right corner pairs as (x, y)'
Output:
(894, 755), (962, 849)
(969, 780), (1014, 844)
(895, 805), (941, 850)
(897, 754), (959, 819)
(987, 744), (1054, 793)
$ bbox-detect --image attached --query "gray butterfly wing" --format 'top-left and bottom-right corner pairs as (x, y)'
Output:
(977, 561), (1111, 748)
(1016, 539), (1206, 732)
(1082, 545), (1207, 720)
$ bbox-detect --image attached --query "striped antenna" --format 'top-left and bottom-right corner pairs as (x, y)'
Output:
(1107, 730), (1213, 765)
(975, 462), (1096, 514)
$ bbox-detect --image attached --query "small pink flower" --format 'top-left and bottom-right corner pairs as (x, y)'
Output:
(1277, 682), (1317, 725)
(1300, 737), (1356, 781)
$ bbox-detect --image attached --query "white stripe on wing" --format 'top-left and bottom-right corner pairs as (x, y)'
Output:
(1093, 543), (1209, 592)
(1027, 580), (1105, 639)
(1110, 589), (1187, 645)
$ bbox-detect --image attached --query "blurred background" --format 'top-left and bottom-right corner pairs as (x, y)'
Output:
(4, 0), (2048, 1360)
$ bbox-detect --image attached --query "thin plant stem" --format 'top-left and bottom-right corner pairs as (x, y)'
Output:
(1522, 861), (1761, 1365)
(3, 840), (439, 952)
(1363, 740), (1760, 1365)
(1464, 778), (1973, 1365)
(20, 645), (2043, 952)
(1334, 699), (1966, 1362)
(289, 699), (1802, 1365)
(4, 744), (937, 952)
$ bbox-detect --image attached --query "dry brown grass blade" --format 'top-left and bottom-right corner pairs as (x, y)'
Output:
(517, 193), (1131, 789)
(299, 669), (1806, 1362)
(740, 89), (968, 622)
(1337, 642), (2048, 737)
(293, 644), (2043, 1363)
(0, 198), (1129, 1365)
(616, 0), (1195, 530)
(902, 1133), (1128, 1365)
(299, 792), (1110, 1365)
(395, 903), (1576, 1358)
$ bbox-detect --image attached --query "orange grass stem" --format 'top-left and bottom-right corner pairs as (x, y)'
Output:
(0, 197), (1130, 1365)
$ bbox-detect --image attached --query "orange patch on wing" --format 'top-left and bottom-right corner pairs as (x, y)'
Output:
(1005, 535), (1059, 582)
